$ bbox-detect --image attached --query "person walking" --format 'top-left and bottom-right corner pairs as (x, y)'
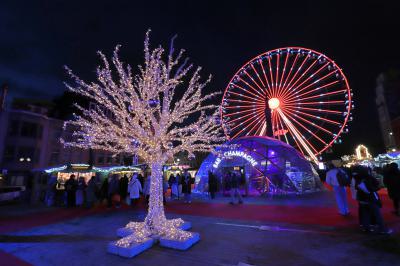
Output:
(326, 163), (350, 216)
(75, 176), (86, 207)
(355, 166), (392, 234)
(383, 163), (400, 216)
(45, 175), (57, 207)
(65, 174), (77, 207)
(169, 173), (178, 199)
(107, 174), (120, 208)
(182, 169), (193, 203)
(176, 173), (182, 200)
(229, 172), (243, 204)
(208, 170), (217, 199)
(86, 175), (98, 208)
(119, 174), (129, 204)
(128, 174), (142, 207)
(143, 173), (151, 204)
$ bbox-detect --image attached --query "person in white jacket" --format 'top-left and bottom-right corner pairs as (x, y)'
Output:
(128, 174), (142, 207)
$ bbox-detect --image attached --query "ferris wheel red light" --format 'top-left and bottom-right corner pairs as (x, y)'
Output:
(220, 47), (353, 161)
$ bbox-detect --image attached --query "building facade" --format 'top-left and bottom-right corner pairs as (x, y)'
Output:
(0, 96), (126, 186)
(375, 71), (400, 151)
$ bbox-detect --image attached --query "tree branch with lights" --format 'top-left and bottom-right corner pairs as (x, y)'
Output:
(61, 30), (224, 253)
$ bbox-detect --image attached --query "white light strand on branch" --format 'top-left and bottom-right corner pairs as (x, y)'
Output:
(61, 30), (224, 243)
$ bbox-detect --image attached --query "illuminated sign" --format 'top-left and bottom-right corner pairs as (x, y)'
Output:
(213, 150), (258, 168)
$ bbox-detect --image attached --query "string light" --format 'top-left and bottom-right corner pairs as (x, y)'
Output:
(61, 30), (224, 246)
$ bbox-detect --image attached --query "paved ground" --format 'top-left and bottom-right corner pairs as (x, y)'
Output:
(1, 190), (400, 266)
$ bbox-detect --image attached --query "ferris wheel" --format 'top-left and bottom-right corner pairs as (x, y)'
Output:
(220, 47), (353, 162)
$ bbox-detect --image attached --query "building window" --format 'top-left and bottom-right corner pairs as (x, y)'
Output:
(20, 122), (40, 138)
(3, 146), (15, 162)
(97, 155), (104, 164)
(106, 156), (112, 164)
(50, 150), (60, 165)
(8, 120), (20, 136)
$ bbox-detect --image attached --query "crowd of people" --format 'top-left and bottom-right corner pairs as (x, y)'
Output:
(44, 169), (195, 208)
(326, 162), (400, 235)
(168, 169), (194, 203)
(207, 170), (245, 204)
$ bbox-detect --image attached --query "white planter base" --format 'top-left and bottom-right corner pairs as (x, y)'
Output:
(179, 221), (192, 231)
(159, 232), (200, 250)
(116, 227), (135, 238)
(108, 237), (154, 258)
(116, 221), (192, 238)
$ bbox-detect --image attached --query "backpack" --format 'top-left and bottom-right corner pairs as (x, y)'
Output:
(336, 169), (350, 187)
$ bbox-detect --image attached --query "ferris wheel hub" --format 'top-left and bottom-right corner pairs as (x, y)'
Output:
(268, 97), (280, 110)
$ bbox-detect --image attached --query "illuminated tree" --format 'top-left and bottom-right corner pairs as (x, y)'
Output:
(61, 30), (223, 245)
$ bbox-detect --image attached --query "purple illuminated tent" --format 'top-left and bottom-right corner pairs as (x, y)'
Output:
(196, 136), (323, 195)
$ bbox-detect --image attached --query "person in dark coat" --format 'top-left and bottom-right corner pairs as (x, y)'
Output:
(137, 173), (144, 189)
(100, 177), (108, 203)
(86, 175), (98, 208)
(107, 174), (120, 208)
(119, 174), (129, 203)
(176, 173), (182, 199)
(229, 172), (243, 204)
(383, 163), (400, 215)
(355, 166), (392, 234)
(182, 170), (193, 203)
(168, 174), (177, 199)
(65, 174), (77, 207)
(208, 170), (217, 199)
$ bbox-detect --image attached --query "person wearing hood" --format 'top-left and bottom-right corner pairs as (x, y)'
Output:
(128, 174), (142, 207)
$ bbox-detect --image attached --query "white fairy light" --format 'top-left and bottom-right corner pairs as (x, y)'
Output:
(61, 30), (224, 245)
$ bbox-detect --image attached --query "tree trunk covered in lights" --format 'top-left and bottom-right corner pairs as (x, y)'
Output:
(60, 30), (224, 239)
(145, 162), (167, 233)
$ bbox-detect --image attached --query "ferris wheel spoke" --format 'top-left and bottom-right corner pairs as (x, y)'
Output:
(267, 56), (277, 95)
(275, 53), (280, 93)
(281, 107), (334, 135)
(231, 83), (265, 101)
(281, 53), (299, 89)
(226, 109), (263, 125)
(286, 68), (338, 100)
(276, 111), (290, 144)
(246, 114), (267, 136)
(291, 80), (340, 100)
(259, 59), (273, 93)
(284, 106), (341, 126)
(277, 108), (318, 162)
(244, 70), (267, 97)
(272, 110), (283, 142)
(291, 89), (347, 103)
(279, 54), (309, 98)
(223, 107), (263, 117)
(278, 51), (290, 91)
(281, 59), (322, 98)
(229, 109), (265, 131)
(228, 90), (265, 102)
(281, 109), (328, 146)
(226, 98), (267, 106)
(278, 109), (305, 153)
(250, 64), (273, 99)
(237, 77), (266, 99)
(289, 106), (343, 115)
(224, 104), (265, 109)
(231, 112), (264, 138)
(250, 64), (265, 88)
(227, 106), (265, 123)
(294, 100), (345, 106)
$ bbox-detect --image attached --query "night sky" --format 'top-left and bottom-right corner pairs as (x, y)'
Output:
(1, 0), (399, 156)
